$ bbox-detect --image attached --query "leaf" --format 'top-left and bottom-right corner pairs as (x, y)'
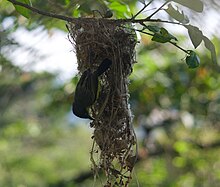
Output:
(152, 28), (178, 43)
(72, 8), (80, 17)
(165, 4), (189, 24)
(203, 36), (217, 64)
(185, 25), (217, 64)
(186, 50), (200, 68)
(172, 0), (204, 12)
(145, 25), (177, 43)
(13, 0), (32, 19)
(185, 25), (203, 48)
(108, 1), (130, 18)
(145, 25), (161, 33)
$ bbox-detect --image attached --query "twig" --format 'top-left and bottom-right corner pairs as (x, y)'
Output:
(133, 18), (184, 26)
(119, 25), (189, 54)
(134, 29), (189, 54)
(7, 0), (184, 26)
(131, 0), (154, 20)
(170, 41), (189, 54)
(147, 0), (170, 19)
(8, 0), (189, 55)
(7, 0), (76, 22)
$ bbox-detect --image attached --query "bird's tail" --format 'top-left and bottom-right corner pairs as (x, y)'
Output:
(96, 58), (112, 76)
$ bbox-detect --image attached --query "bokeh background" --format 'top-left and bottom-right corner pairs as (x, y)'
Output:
(1, 0), (220, 186)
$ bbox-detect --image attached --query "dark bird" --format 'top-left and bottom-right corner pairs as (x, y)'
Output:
(72, 58), (112, 120)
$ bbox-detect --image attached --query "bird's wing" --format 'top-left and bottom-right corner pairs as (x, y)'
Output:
(74, 70), (98, 108)
(84, 72), (98, 104)
(96, 58), (112, 76)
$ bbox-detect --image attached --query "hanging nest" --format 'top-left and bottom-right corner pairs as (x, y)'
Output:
(67, 18), (138, 186)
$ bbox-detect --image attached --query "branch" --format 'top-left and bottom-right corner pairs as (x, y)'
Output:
(132, 18), (184, 26)
(8, 0), (189, 55)
(133, 29), (189, 54)
(147, 0), (170, 19)
(169, 41), (189, 54)
(131, 0), (154, 20)
(7, 0), (76, 22)
(7, 0), (185, 27)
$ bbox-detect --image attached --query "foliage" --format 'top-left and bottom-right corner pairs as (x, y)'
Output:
(186, 50), (200, 68)
(128, 36), (220, 186)
(14, 0), (32, 18)
(0, 55), (92, 187)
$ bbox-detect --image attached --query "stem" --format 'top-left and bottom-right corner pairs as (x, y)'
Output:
(147, 0), (170, 19)
(7, 0), (76, 22)
(7, 0), (185, 27)
(134, 29), (189, 54)
(132, 0), (154, 20)
(170, 41), (189, 54)
(133, 18), (184, 26)
(135, 29), (154, 37)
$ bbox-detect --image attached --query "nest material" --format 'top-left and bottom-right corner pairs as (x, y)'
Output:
(68, 19), (137, 186)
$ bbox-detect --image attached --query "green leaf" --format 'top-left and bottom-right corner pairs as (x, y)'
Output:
(165, 4), (189, 23)
(13, 0), (32, 19)
(145, 25), (177, 43)
(108, 1), (130, 18)
(145, 25), (161, 33)
(185, 25), (203, 48)
(172, 0), (204, 12)
(186, 50), (200, 68)
(151, 27), (178, 43)
(72, 8), (80, 17)
(203, 36), (217, 64)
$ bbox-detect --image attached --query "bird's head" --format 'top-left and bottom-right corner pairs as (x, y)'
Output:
(72, 103), (94, 120)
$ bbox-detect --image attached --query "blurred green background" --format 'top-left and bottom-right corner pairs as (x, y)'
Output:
(1, 0), (220, 186)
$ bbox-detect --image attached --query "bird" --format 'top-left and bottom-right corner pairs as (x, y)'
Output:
(72, 58), (112, 120)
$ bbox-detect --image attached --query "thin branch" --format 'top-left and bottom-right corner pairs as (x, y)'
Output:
(7, 0), (186, 29)
(120, 24), (189, 54)
(7, 0), (76, 22)
(132, 18), (184, 26)
(132, 0), (154, 20)
(170, 41), (189, 54)
(134, 29), (189, 54)
(8, 0), (190, 55)
(6, 0), (122, 23)
(147, 0), (170, 19)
